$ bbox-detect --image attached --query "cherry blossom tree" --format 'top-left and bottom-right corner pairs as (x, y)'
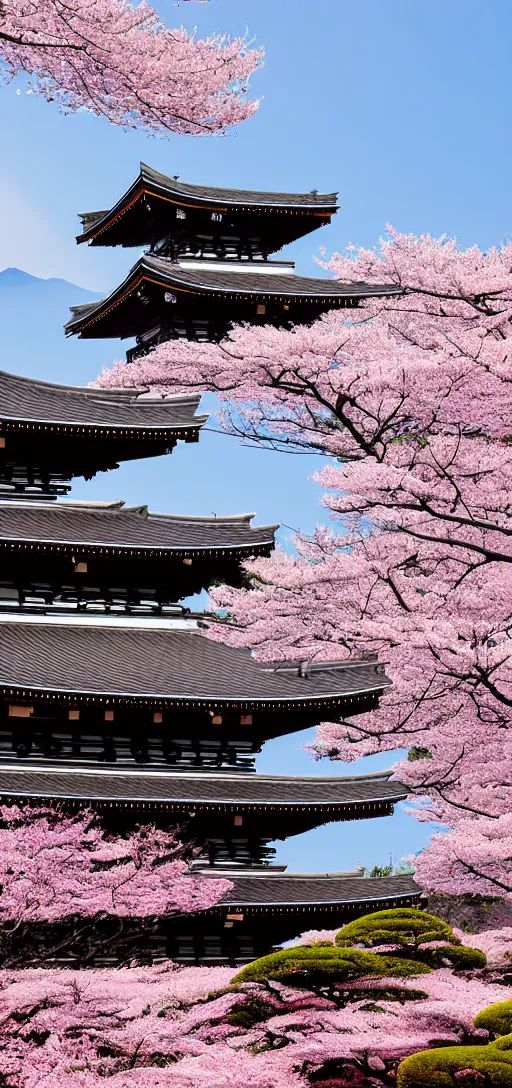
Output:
(97, 229), (512, 898)
(0, 804), (230, 965)
(0, 0), (261, 133)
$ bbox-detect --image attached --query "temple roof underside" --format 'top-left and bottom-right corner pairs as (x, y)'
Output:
(0, 621), (390, 714)
(76, 163), (340, 257)
(65, 255), (402, 347)
(0, 372), (206, 499)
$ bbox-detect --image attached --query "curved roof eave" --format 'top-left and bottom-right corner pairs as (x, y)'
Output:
(65, 256), (401, 336)
(76, 162), (340, 244)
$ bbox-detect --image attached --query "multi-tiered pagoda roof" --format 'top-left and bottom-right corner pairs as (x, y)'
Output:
(0, 763), (405, 834)
(0, 761), (410, 877)
(0, 166), (422, 967)
(67, 164), (401, 355)
(4, 867), (420, 967)
(0, 500), (277, 612)
(0, 620), (389, 719)
(66, 253), (398, 347)
(0, 615), (419, 960)
(215, 871), (419, 929)
(0, 765), (404, 818)
(76, 162), (340, 257)
(0, 370), (205, 498)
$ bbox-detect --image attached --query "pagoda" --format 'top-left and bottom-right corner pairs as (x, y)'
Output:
(0, 166), (419, 966)
(66, 163), (401, 358)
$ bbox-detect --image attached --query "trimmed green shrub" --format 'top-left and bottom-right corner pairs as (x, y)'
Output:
(336, 908), (458, 950)
(474, 1000), (512, 1039)
(232, 945), (431, 986)
(397, 1034), (512, 1086)
(417, 944), (486, 970)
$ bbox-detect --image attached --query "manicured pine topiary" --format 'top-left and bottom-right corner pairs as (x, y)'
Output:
(424, 945), (486, 970)
(335, 909), (487, 973)
(232, 944), (431, 992)
(336, 908), (458, 950)
(397, 1033), (512, 1086)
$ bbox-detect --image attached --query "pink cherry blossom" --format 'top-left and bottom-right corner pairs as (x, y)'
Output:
(459, 926), (512, 967)
(0, 804), (230, 931)
(414, 814), (512, 900)
(97, 228), (512, 898)
(288, 929), (339, 946)
(0, 958), (508, 1087)
(0, 0), (261, 133)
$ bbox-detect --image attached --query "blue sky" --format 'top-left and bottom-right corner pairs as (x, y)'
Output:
(0, 0), (510, 872)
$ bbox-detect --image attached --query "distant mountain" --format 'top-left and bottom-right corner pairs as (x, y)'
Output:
(0, 267), (82, 290)
(0, 266), (110, 386)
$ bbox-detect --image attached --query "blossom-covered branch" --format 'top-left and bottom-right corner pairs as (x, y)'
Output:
(414, 814), (512, 899)
(98, 230), (512, 896)
(0, 0), (262, 133)
(0, 805), (230, 964)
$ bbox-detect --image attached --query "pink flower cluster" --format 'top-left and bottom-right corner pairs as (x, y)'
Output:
(0, 0), (261, 134)
(0, 805), (230, 925)
(97, 228), (512, 899)
(0, 958), (507, 1087)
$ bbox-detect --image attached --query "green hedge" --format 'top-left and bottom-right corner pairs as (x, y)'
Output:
(336, 908), (458, 949)
(397, 1034), (512, 1086)
(474, 1000), (512, 1039)
(417, 944), (486, 970)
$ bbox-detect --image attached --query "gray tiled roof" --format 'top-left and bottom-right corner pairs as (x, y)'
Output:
(0, 370), (206, 431)
(66, 255), (401, 333)
(77, 162), (339, 241)
(140, 162), (338, 208)
(138, 257), (388, 296)
(0, 622), (390, 706)
(219, 872), (420, 907)
(0, 501), (277, 554)
(0, 766), (405, 807)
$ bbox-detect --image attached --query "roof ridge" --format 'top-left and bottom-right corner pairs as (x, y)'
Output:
(0, 369), (202, 408)
(139, 161), (339, 205)
(59, 500), (125, 510)
(0, 764), (396, 785)
(0, 501), (277, 533)
(141, 256), (400, 296)
(0, 499), (126, 512)
(148, 511), (255, 524)
(214, 869), (367, 879)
